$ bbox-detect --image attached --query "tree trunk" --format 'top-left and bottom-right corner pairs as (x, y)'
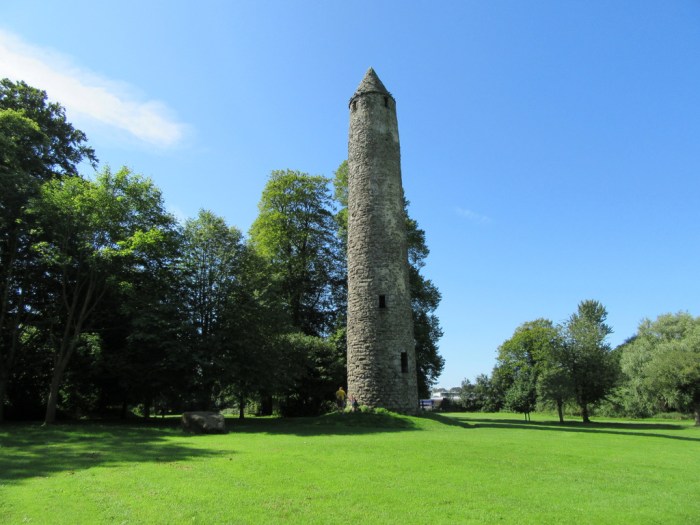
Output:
(259, 395), (273, 416)
(44, 332), (82, 425)
(694, 402), (700, 427)
(0, 263), (23, 424)
(44, 271), (101, 425)
(0, 374), (8, 422)
(239, 395), (246, 419)
(581, 403), (590, 423)
(44, 358), (69, 424)
(556, 399), (564, 423)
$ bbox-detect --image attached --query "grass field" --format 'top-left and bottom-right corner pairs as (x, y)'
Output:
(1, 412), (698, 524)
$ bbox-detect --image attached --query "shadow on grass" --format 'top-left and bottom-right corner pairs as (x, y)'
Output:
(0, 421), (223, 485)
(446, 415), (700, 443)
(0, 412), (473, 484)
(229, 411), (420, 436)
(417, 412), (472, 429)
(0, 411), (422, 484)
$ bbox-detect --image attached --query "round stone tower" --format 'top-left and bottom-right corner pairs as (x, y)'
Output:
(346, 67), (418, 414)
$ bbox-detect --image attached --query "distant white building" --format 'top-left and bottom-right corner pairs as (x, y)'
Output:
(431, 390), (460, 401)
(419, 390), (460, 411)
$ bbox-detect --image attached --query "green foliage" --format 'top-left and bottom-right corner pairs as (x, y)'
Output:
(458, 373), (502, 412)
(28, 166), (177, 423)
(277, 332), (345, 417)
(177, 209), (291, 414)
(248, 170), (347, 415)
(619, 312), (700, 425)
(332, 160), (349, 241)
(250, 169), (343, 337)
(536, 363), (571, 422)
(0, 79), (96, 421)
(495, 319), (559, 380)
(181, 209), (245, 343)
(492, 319), (562, 418)
(504, 368), (537, 420)
(491, 304), (621, 423)
(561, 300), (619, 422)
(0, 78), (97, 178)
(12, 79), (693, 431)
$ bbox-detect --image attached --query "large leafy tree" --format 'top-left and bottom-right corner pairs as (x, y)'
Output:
(536, 359), (571, 423)
(250, 169), (343, 337)
(0, 79), (96, 421)
(30, 167), (174, 423)
(504, 368), (537, 421)
(333, 161), (444, 397)
(250, 170), (346, 414)
(620, 312), (700, 425)
(216, 248), (290, 418)
(493, 319), (561, 420)
(179, 210), (247, 408)
(561, 300), (619, 422)
(95, 210), (183, 419)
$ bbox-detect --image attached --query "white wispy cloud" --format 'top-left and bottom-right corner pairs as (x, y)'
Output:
(0, 29), (187, 148)
(455, 207), (492, 225)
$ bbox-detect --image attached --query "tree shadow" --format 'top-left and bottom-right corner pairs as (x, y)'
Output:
(228, 411), (420, 436)
(0, 421), (223, 484)
(417, 412), (472, 429)
(447, 415), (700, 443)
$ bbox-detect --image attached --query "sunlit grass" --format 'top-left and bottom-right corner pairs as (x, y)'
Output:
(1, 412), (698, 524)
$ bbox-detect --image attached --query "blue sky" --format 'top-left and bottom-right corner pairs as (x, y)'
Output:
(2, 1), (699, 388)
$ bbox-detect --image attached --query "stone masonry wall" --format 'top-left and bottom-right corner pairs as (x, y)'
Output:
(346, 70), (418, 414)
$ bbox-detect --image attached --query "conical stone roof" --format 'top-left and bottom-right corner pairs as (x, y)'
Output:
(351, 67), (392, 102)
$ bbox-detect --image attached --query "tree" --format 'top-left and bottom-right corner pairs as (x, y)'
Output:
(249, 170), (346, 415)
(536, 362), (571, 423)
(472, 373), (501, 412)
(30, 167), (174, 423)
(277, 332), (345, 417)
(492, 319), (562, 420)
(493, 319), (557, 388)
(0, 79), (96, 178)
(213, 244), (290, 418)
(179, 210), (247, 409)
(0, 79), (96, 421)
(458, 379), (478, 411)
(504, 368), (537, 421)
(177, 210), (291, 416)
(620, 313), (700, 425)
(561, 300), (619, 422)
(97, 210), (183, 419)
(250, 169), (343, 337)
(0, 111), (40, 420)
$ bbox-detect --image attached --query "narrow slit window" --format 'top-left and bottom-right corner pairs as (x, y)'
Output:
(384, 96), (389, 108)
(401, 352), (408, 373)
(378, 295), (386, 308)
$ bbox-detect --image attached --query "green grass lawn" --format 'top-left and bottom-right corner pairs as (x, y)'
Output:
(1, 412), (698, 524)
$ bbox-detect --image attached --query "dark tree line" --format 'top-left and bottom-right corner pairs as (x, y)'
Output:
(0, 79), (444, 422)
